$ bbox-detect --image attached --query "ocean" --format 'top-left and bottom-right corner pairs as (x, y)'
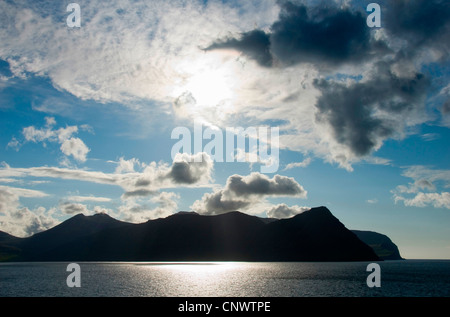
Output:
(0, 260), (449, 297)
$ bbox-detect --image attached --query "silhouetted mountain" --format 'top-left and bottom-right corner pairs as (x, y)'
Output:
(0, 230), (17, 242)
(352, 230), (403, 260)
(0, 231), (22, 261)
(253, 207), (379, 261)
(0, 207), (382, 262)
(12, 213), (132, 260)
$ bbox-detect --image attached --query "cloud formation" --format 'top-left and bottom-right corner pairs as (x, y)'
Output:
(0, 152), (214, 193)
(0, 185), (56, 237)
(19, 117), (90, 162)
(206, 1), (386, 68)
(191, 172), (306, 215)
(385, 0), (450, 51)
(0, 152), (214, 228)
(168, 153), (214, 185)
(119, 191), (179, 223)
(205, 29), (273, 67)
(284, 157), (311, 170)
(314, 62), (429, 158)
(203, 0), (449, 169)
(1, 0), (447, 171)
(393, 166), (450, 210)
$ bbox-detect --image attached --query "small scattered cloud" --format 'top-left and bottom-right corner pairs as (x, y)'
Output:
(393, 166), (450, 210)
(114, 157), (142, 174)
(6, 137), (20, 151)
(21, 117), (90, 163)
(266, 203), (310, 218)
(121, 189), (157, 200)
(0, 178), (20, 184)
(395, 192), (450, 210)
(66, 195), (112, 203)
(59, 201), (89, 215)
(284, 157), (311, 170)
(60, 137), (90, 163)
(421, 133), (440, 142)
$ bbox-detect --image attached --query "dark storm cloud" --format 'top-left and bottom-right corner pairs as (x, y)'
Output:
(205, 1), (386, 67)
(314, 62), (429, 156)
(269, 1), (377, 66)
(204, 30), (273, 67)
(385, 0), (450, 48)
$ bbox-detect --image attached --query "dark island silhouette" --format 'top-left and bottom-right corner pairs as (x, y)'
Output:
(351, 230), (403, 260)
(0, 206), (402, 262)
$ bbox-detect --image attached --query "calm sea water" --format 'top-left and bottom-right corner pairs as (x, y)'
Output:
(0, 261), (449, 297)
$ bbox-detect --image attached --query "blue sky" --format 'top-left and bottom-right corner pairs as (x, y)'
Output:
(0, 0), (449, 259)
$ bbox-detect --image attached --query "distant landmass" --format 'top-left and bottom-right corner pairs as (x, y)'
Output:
(351, 230), (403, 260)
(0, 206), (402, 262)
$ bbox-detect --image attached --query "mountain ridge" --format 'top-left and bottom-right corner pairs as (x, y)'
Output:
(0, 207), (398, 262)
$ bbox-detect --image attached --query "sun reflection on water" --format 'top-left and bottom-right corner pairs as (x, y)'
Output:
(131, 262), (243, 296)
(155, 262), (239, 272)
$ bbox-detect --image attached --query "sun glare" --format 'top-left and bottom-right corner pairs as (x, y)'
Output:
(185, 68), (234, 107)
(157, 262), (239, 274)
(171, 52), (240, 122)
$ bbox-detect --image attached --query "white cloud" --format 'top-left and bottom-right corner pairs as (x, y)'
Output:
(0, 0), (279, 104)
(21, 118), (90, 162)
(115, 157), (141, 174)
(58, 201), (118, 219)
(6, 137), (20, 151)
(0, 178), (19, 184)
(393, 166), (450, 210)
(119, 191), (180, 223)
(0, 185), (57, 237)
(396, 192), (450, 209)
(0, 154), (214, 192)
(0, 165), (117, 185)
(284, 158), (312, 170)
(60, 137), (90, 162)
(66, 195), (112, 203)
(0, 185), (49, 198)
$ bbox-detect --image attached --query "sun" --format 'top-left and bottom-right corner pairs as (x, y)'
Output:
(171, 51), (240, 122)
(184, 67), (234, 108)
